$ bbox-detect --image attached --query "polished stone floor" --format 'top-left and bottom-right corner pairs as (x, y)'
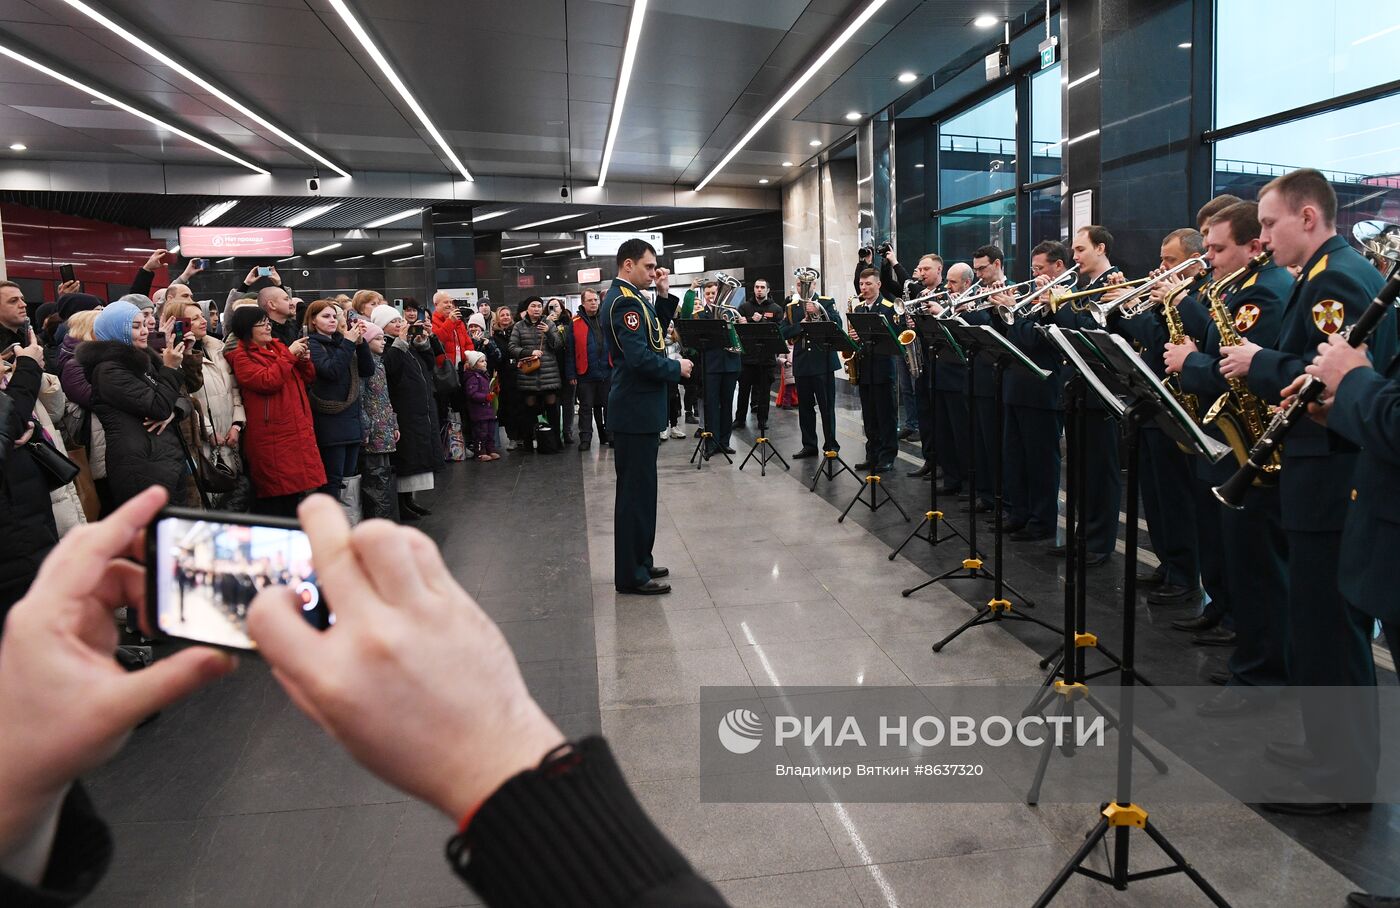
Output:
(82, 388), (1396, 907)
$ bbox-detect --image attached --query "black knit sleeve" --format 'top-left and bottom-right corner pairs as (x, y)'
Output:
(0, 784), (113, 908)
(447, 737), (729, 907)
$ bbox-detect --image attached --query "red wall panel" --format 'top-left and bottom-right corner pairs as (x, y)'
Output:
(2, 203), (170, 302)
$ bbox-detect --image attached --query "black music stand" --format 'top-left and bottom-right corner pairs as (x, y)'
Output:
(889, 315), (969, 560)
(734, 322), (789, 476)
(837, 312), (909, 523)
(926, 321), (1053, 650)
(1032, 329), (1231, 908)
(1023, 327), (1169, 807)
(673, 318), (733, 469)
(800, 320), (859, 491)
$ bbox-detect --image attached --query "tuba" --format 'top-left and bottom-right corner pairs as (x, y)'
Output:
(713, 273), (744, 353)
(792, 266), (827, 320)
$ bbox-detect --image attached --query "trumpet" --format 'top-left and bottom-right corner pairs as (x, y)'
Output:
(1045, 276), (1153, 314)
(932, 279), (983, 319)
(951, 277), (1040, 317)
(1002, 266), (1080, 323)
(1084, 256), (1210, 326)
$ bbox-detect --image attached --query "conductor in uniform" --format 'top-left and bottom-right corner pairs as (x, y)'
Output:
(601, 239), (693, 595)
(782, 281), (842, 459)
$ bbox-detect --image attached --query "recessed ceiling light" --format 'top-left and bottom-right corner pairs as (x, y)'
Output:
(845, 112), (861, 121)
(597, 0), (650, 187)
(809, 139), (823, 147)
(1177, 42), (1192, 48)
(328, 0), (473, 181)
(897, 71), (917, 84)
(501, 243), (540, 253)
(89, 98), (109, 105)
(973, 13), (999, 27)
(471, 209), (515, 223)
(283, 203), (342, 228)
(782, 161), (794, 167)
(8, 143), (25, 151)
(392, 254), (424, 263)
(308, 242), (343, 256)
(363, 208), (424, 229)
(193, 201), (238, 225)
(545, 245), (585, 254)
(58, 0), (349, 177)
(372, 242), (413, 256)
(336, 255), (365, 263)
(277, 255), (301, 262)
(0, 43), (268, 174)
(695, 0), (888, 191)
(914, 163), (925, 168)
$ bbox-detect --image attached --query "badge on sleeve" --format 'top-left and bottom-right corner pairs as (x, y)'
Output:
(623, 311), (641, 331)
(1311, 299), (1344, 335)
(1233, 303), (1261, 334)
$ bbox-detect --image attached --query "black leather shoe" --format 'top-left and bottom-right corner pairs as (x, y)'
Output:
(578, 440), (591, 451)
(685, 414), (699, 424)
(563, 434), (575, 445)
(1011, 528), (1054, 542)
(1348, 892), (1400, 907)
(648, 566), (670, 579)
(998, 521), (1028, 535)
(732, 420), (745, 430)
(1171, 612), (1220, 632)
(1137, 565), (1166, 585)
(907, 463), (933, 478)
(1196, 688), (1262, 718)
(875, 462), (894, 473)
(898, 427), (917, 440)
(854, 460), (874, 471)
(1193, 627), (1237, 647)
(1208, 670), (1231, 685)
(721, 446), (737, 455)
(792, 448), (818, 459)
(1146, 584), (1200, 607)
(617, 579), (671, 595)
(404, 499), (432, 516)
(1265, 741), (1322, 770)
(1084, 551), (1112, 567)
(1044, 544), (1067, 557)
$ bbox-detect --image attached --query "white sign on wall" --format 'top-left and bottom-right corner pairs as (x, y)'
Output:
(1071, 190), (1093, 238)
(585, 230), (665, 257)
(673, 255), (705, 274)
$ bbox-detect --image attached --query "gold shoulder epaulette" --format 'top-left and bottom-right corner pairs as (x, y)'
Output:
(1307, 255), (1329, 282)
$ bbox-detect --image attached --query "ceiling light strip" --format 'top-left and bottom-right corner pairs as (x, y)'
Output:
(596, 0), (649, 188)
(0, 41), (269, 175)
(57, 0), (351, 177)
(694, 0), (887, 191)
(373, 242), (413, 255)
(513, 213), (588, 230)
(194, 201), (238, 225)
(364, 207), (424, 229)
(308, 243), (344, 255)
(284, 203), (342, 227)
(328, 0), (473, 181)
(591, 215), (648, 229)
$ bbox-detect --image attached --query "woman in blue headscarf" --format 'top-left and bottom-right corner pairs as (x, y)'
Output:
(75, 301), (192, 511)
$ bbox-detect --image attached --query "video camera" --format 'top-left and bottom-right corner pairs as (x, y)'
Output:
(860, 241), (893, 260)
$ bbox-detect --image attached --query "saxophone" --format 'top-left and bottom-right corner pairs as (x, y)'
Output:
(841, 295), (860, 384)
(1201, 251), (1279, 485)
(1161, 278), (1200, 424)
(895, 286), (924, 380)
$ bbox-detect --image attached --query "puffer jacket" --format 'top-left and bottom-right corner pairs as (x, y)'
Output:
(189, 334), (245, 441)
(225, 340), (325, 498)
(382, 335), (441, 476)
(306, 331), (373, 446)
(509, 317), (562, 392)
(361, 352), (397, 455)
(76, 340), (189, 507)
(57, 334), (107, 479)
(0, 356), (60, 611)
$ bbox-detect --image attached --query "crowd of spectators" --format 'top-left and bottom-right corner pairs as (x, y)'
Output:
(0, 251), (608, 629)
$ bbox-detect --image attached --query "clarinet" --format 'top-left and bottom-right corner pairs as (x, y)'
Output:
(1213, 263), (1400, 509)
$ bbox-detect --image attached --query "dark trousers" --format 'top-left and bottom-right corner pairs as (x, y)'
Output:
(576, 378), (610, 441)
(934, 389), (968, 491)
(682, 374), (701, 417)
(1288, 529), (1378, 796)
(1080, 407), (1122, 556)
(796, 372), (838, 451)
(704, 370), (738, 452)
(1189, 477), (1234, 630)
(1003, 406), (1061, 535)
(857, 381), (897, 467)
(1221, 487), (1288, 686)
(613, 431), (660, 590)
(896, 358), (920, 430)
(972, 395), (997, 504)
(1138, 427), (1198, 588)
(735, 363), (775, 428)
(914, 375), (934, 464)
(318, 442), (361, 496)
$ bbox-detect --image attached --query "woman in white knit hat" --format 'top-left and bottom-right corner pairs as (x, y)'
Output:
(373, 304), (441, 520)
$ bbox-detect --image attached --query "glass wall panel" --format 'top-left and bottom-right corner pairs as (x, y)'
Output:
(1030, 64), (1062, 180)
(939, 88), (1017, 209)
(1028, 185), (1062, 249)
(937, 197), (1017, 275)
(1215, 1), (1400, 128)
(895, 117), (931, 268)
(1214, 93), (1400, 230)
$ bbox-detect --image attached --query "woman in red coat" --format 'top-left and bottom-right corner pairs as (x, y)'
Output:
(224, 306), (326, 515)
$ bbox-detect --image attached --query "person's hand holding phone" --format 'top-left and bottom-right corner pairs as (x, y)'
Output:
(247, 496), (565, 824)
(344, 320), (364, 344)
(243, 266), (263, 286)
(288, 337), (310, 360)
(56, 279), (81, 296)
(142, 250), (171, 273)
(16, 329), (43, 366)
(0, 488), (234, 871)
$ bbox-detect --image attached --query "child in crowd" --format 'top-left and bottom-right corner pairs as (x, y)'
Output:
(358, 321), (401, 519)
(463, 350), (500, 461)
(660, 326), (686, 441)
(776, 349), (799, 409)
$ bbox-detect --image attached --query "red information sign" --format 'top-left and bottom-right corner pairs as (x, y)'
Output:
(178, 226), (294, 257)
(577, 267), (602, 284)
(517, 273), (536, 288)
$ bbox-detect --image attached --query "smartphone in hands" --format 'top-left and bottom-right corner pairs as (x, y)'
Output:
(145, 508), (332, 651)
(59, 263), (77, 284)
(257, 265), (273, 278)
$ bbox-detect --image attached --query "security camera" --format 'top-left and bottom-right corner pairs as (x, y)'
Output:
(560, 183), (570, 199)
(301, 270), (310, 277)
(306, 177), (320, 193)
(518, 266), (527, 274)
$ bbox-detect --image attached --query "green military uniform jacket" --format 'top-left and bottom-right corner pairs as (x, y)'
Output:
(601, 277), (681, 434)
(853, 297), (899, 386)
(1246, 235), (1386, 531)
(780, 295), (842, 378)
